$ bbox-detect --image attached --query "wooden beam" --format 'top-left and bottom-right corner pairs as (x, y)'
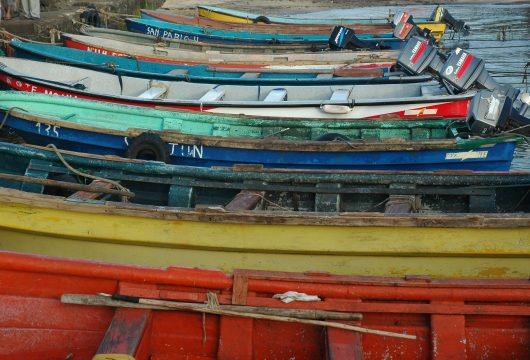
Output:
(93, 308), (151, 360)
(67, 179), (115, 201)
(224, 190), (263, 211)
(326, 321), (364, 360)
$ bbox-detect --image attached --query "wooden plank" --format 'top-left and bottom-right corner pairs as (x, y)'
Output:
(67, 179), (115, 201)
(327, 321), (363, 360)
(93, 308), (151, 359)
(232, 271), (249, 305)
(385, 195), (415, 213)
(224, 190), (263, 211)
(218, 317), (254, 360)
(431, 311), (467, 359)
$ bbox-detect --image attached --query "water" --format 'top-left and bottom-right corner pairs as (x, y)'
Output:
(291, 4), (530, 171)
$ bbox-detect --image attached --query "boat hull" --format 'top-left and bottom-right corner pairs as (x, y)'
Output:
(0, 187), (528, 278)
(0, 72), (473, 120)
(1, 250), (529, 359)
(125, 18), (405, 49)
(4, 116), (517, 171)
(196, 5), (447, 40)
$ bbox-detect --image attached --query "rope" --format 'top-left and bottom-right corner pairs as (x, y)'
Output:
(0, 107), (28, 129)
(247, 191), (291, 211)
(46, 143), (131, 202)
(206, 292), (220, 310)
(0, 29), (60, 45)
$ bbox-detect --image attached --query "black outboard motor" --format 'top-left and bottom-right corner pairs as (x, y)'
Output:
(329, 26), (388, 50)
(396, 36), (530, 135)
(438, 48), (499, 94)
(468, 88), (530, 136)
(396, 36), (445, 75)
(438, 8), (470, 35)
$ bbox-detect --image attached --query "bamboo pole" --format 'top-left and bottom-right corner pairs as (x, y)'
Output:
(61, 293), (416, 340)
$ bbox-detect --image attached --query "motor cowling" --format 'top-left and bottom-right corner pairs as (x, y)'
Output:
(468, 87), (530, 136)
(396, 36), (444, 75)
(439, 48), (498, 93)
(328, 26), (387, 50)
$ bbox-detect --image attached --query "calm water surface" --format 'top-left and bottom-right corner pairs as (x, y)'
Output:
(291, 4), (530, 171)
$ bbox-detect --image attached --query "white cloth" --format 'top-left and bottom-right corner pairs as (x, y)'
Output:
(273, 291), (321, 304)
(21, 0), (39, 19)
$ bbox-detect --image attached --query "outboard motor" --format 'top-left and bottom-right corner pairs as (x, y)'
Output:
(438, 8), (470, 35)
(468, 88), (530, 136)
(393, 12), (433, 41)
(438, 48), (498, 93)
(429, 5), (470, 35)
(329, 26), (388, 50)
(396, 36), (445, 75)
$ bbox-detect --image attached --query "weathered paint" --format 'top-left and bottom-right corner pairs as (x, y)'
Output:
(0, 251), (528, 359)
(0, 197), (528, 278)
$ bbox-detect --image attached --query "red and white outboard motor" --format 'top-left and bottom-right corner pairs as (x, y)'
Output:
(328, 26), (389, 50)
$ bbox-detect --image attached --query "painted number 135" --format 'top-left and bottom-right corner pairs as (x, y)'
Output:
(35, 123), (60, 137)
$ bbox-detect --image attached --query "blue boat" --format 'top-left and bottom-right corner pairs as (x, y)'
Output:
(9, 40), (430, 86)
(125, 18), (404, 49)
(0, 92), (519, 171)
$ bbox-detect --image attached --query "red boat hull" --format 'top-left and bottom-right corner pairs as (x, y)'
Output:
(0, 251), (528, 359)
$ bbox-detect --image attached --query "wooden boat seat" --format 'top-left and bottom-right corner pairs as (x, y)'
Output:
(199, 87), (225, 102)
(329, 89), (350, 102)
(240, 72), (261, 78)
(316, 73), (333, 79)
(138, 84), (168, 100)
(263, 88), (287, 102)
(421, 85), (447, 97)
(166, 69), (189, 75)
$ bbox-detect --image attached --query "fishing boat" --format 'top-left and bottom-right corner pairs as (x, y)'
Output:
(8, 40), (429, 86)
(0, 141), (528, 277)
(124, 18), (405, 48)
(140, 8), (395, 36)
(0, 58), (472, 119)
(61, 32), (398, 68)
(0, 91), (519, 171)
(76, 25), (399, 57)
(197, 4), (446, 24)
(1, 251), (529, 359)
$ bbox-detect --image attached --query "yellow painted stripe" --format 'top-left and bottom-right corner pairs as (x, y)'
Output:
(198, 8), (253, 24)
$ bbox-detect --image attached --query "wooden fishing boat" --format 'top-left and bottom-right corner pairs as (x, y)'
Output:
(197, 4), (436, 24)
(0, 58), (472, 119)
(8, 40), (429, 86)
(1, 250), (529, 359)
(0, 91), (519, 171)
(125, 18), (405, 49)
(76, 25), (403, 60)
(140, 8), (394, 35)
(61, 32), (398, 68)
(0, 141), (528, 277)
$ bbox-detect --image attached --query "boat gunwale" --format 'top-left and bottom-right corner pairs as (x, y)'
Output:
(0, 187), (528, 228)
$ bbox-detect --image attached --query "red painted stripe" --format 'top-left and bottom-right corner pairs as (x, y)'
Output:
(456, 53), (474, 79)
(411, 40), (427, 65)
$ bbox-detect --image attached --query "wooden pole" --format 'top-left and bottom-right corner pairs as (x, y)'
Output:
(62, 294), (416, 340)
(62, 293), (362, 320)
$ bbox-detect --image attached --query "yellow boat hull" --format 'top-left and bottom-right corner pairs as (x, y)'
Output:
(0, 188), (528, 278)
(197, 8), (447, 41)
